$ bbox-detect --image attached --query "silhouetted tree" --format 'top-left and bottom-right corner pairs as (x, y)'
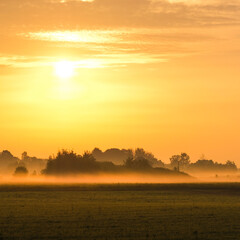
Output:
(124, 156), (152, 170)
(135, 148), (146, 158)
(2, 150), (13, 159)
(20, 151), (47, 173)
(0, 150), (19, 174)
(134, 148), (164, 167)
(92, 148), (103, 158)
(42, 150), (99, 175)
(14, 166), (28, 176)
(81, 151), (99, 172)
(124, 156), (135, 168)
(225, 160), (237, 171)
(170, 155), (181, 170)
(187, 158), (238, 173)
(170, 153), (190, 171)
(21, 151), (28, 161)
(122, 149), (134, 159)
(92, 148), (134, 165)
(91, 147), (164, 167)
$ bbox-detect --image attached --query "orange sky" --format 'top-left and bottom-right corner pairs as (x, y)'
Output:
(0, 0), (240, 164)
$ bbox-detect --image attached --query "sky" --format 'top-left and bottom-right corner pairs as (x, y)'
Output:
(0, 0), (240, 164)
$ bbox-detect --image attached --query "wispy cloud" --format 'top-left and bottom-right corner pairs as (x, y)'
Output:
(23, 30), (120, 43)
(0, 0), (240, 69)
(14, 28), (212, 67)
(1, 0), (240, 30)
(0, 52), (168, 70)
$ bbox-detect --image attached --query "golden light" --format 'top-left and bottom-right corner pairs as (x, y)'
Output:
(54, 61), (75, 79)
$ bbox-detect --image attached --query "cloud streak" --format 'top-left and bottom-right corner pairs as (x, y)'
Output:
(1, 0), (240, 30)
(0, 0), (240, 69)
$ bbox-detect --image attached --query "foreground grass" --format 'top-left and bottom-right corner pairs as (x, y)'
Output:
(0, 183), (239, 240)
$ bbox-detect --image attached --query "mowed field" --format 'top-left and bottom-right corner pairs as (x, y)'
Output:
(0, 183), (239, 240)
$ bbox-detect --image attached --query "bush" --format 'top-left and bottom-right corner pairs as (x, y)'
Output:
(42, 150), (99, 175)
(14, 166), (28, 177)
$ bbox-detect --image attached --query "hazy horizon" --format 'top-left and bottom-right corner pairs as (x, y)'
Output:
(0, 148), (238, 184)
(1, 146), (239, 165)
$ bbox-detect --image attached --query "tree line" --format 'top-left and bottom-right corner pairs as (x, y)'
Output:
(0, 148), (238, 176)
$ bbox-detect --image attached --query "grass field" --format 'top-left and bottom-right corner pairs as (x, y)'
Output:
(0, 183), (239, 240)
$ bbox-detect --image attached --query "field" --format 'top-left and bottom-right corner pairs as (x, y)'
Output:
(0, 183), (239, 240)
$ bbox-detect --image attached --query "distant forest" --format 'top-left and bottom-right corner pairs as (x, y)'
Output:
(0, 148), (238, 176)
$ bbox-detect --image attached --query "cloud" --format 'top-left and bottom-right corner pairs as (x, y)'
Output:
(23, 30), (119, 44)
(1, 0), (240, 31)
(0, 0), (240, 69)
(161, 0), (212, 4)
(0, 52), (168, 70)
(18, 28), (213, 61)
(49, 0), (94, 2)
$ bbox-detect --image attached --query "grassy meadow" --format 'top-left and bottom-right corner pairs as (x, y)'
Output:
(0, 183), (239, 240)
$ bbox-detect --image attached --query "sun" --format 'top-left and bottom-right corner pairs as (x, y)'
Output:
(54, 61), (75, 79)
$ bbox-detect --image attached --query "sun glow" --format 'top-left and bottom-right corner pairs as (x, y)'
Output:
(54, 61), (75, 79)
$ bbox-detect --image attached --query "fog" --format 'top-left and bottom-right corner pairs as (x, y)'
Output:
(0, 171), (239, 185)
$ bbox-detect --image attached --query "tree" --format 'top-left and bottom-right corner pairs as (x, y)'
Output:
(124, 156), (134, 168)
(134, 148), (164, 167)
(225, 160), (237, 171)
(0, 150), (19, 174)
(14, 166), (28, 177)
(188, 158), (238, 173)
(124, 155), (152, 170)
(92, 148), (132, 165)
(42, 150), (99, 175)
(1, 150), (13, 159)
(21, 152), (28, 161)
(170, 153), (190, 171)
(180, 153), (190, 167)
(170, 155), (181, 170)
(92, 148), (103, 158)
(135, 148), (146, 158)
